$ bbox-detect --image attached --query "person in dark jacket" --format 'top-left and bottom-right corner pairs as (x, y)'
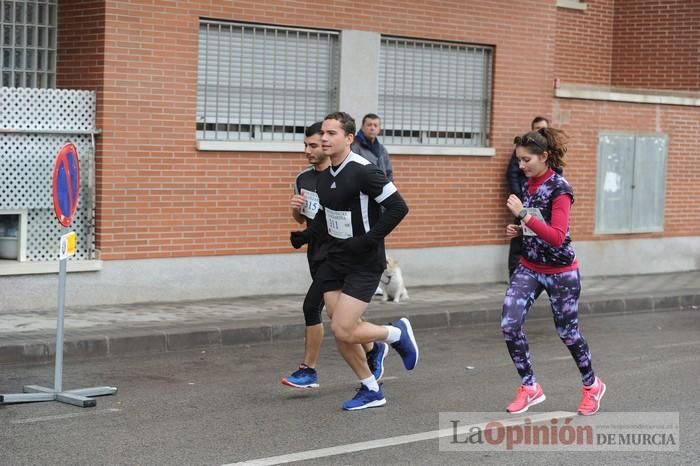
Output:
(506, 116), (551, 276)
(351, 113), (394, 181)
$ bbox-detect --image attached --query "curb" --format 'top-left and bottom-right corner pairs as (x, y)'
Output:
(1, 293), (698, 367)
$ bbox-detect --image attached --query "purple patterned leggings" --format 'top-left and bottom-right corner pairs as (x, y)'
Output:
(501, 264), (595, 386)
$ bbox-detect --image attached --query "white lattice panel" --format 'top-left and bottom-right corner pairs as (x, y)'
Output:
(1, 87), (96, 261)
(1, 87), (95, 132)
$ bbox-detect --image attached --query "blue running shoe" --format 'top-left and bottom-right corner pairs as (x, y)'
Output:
(281, 363), (319, 389)
(342, 384), (386, 411)
(367, 342), (389, 381)
(390, 317), (419, 370)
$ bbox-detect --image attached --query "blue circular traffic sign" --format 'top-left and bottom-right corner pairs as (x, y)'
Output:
(52, 143), (81, 227)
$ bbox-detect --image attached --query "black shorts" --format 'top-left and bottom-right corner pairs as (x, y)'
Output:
(308, 259), (325, 279)
(314, 260), (381, 304)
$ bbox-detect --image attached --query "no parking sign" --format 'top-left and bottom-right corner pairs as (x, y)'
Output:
(52, 142), (81, 227)
(0, 141), (117, 407)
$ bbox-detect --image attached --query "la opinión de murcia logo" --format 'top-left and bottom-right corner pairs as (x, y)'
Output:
(439, 412), (679, 452)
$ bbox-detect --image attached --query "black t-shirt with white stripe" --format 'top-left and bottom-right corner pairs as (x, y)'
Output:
(313, 152), (408, 272)
(295, 166), (328, 265)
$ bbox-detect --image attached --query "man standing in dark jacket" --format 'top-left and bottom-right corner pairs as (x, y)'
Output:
(351, 113), (394, 181)
(506, 116), (550, 276)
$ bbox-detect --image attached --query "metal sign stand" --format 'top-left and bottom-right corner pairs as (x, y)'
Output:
(0, 143), (117, 407)
(0, 243), (117, 407)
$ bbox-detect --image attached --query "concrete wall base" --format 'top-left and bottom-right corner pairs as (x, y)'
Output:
(1, 236), (698, 311)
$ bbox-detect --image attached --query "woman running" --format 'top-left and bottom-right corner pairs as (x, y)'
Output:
(502, 127), (605, 416)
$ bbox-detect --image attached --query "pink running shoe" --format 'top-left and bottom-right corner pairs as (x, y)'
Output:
(506, 383), (546, 414)
(578, 376), (606, 416)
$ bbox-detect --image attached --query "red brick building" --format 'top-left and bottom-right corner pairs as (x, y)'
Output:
(1, 0), (698, 309)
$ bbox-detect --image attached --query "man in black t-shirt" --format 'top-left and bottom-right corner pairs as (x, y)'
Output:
(281, 122), (330, 389)
(291, 112), (419, 411)
(283, 122), (385, 390)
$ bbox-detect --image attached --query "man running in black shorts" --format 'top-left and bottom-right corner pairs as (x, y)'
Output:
(282, 122), (388, 388)
(291, 111), (418, 410)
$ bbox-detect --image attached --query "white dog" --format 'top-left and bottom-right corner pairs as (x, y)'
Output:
(380, 257), (409, 303)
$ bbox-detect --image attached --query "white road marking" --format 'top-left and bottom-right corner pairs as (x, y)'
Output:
(652, 340), (700, 349)
(10, 408), (121, 424)
(224, 411), (575, 466)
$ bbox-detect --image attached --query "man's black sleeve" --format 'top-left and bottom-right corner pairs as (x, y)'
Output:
(366, 191), (408, 242)
(340, 191), (408, 255)
(289, 208), (327, 248)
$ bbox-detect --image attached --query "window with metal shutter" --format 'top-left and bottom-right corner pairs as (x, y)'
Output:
(196, 20), (340, 142)
(378, 37), (492, 147)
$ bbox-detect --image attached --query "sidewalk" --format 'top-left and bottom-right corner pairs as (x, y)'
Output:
(1, 270), (698, 366)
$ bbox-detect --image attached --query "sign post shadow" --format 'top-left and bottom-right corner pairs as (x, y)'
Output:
(1, 142), (117, 407)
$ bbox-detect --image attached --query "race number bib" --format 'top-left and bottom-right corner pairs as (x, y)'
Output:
(299, 189), (320, 219)
(325, 208), (353, 239)
(521, 207), (544, 236)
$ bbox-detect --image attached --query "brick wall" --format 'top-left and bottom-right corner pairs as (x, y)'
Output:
(612, 0), (700, 91)
(555, 0), (615, 86)
(57, 1), (107, 255)
(55, 1), (699, 261)
(57, 0), (105, 91)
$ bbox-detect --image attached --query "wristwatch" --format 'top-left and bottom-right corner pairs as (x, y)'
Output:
(517, 209), (528, 220)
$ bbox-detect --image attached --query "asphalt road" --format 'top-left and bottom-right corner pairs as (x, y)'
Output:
(1, 309), (698, 465)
